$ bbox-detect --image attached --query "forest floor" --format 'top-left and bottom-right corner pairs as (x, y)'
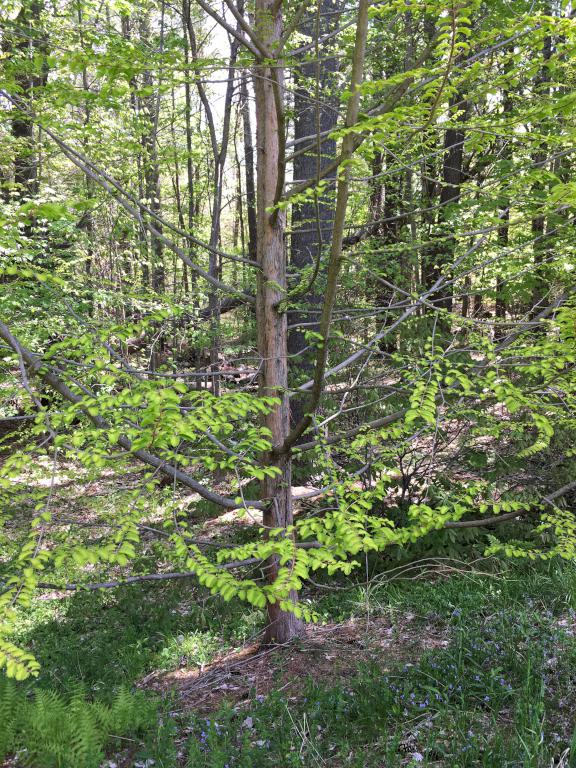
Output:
(2, 466), (576, 767)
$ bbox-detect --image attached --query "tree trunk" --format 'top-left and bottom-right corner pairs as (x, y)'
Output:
(121, 13), (149, 288)
(254, 0), (303, 644)
(240, 71), (258, 265)
(287, 0), (339, 428)
(139, 10), (165, 297)
(424, 93), (468, 316)
(494, 208), (509, 339)
(182, 0), (195, 298)
(6, 0), (46, 200)
(76, 0), (95, 285)
(530, 30), (552, 318)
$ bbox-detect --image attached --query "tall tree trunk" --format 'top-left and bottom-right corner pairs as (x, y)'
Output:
(183, 8), (239, 394)
(139, 9), (165, 297)
(255, 0), (369, 639)
(76, 0), (95, 284)
(287, 0), (339, 428)
(6, 0), (46, 200)
(254, 0), (303, 644)
(424, 93), (468, 317)
(494, 63), (513, 338)
(494, 207), (509, 338)
(240, 71), (257, 265)
(121, 13), (149, 288)
(530, 30), (552, 317)
(182, 0), (195, 298)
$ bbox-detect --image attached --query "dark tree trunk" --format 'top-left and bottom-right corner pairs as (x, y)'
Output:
(423, 94), (468, 317)
(287, 0), (339, 428)
(6, 0), (46, 200)
(240, 72), (257, 265)
(494, 208), (509, 339)
(530, 31), (552, 318)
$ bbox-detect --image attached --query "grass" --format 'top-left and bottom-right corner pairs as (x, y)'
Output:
(175, 562), (576, 768)
(10, 579), (263, 694)
(2, 558), (576, 766)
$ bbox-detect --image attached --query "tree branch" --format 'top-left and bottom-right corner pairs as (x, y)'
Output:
(0, 320), (266, 510)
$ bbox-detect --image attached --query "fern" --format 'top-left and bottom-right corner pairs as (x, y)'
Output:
(0, 676), (19, 756)
(109, 685), (156, 733)
(0, 680), (157, 767)
(68, 696), (106, 768)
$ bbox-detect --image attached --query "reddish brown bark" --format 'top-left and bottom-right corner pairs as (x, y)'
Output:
(254, 0), (303, 643)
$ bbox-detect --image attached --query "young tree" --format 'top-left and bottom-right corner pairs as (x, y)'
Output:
(1, 0), (576, 679)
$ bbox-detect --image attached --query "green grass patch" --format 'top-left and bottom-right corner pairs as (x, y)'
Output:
(2, 561), (576, 766)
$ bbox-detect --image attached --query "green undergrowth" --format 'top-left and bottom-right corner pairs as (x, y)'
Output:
(2, 562), (576, 766)
(180, 563), (576, 768)
(8, 578), (263, 692)
(0, 682), (158, 768)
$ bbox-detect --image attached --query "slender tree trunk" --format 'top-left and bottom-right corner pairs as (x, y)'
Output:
(494, 208), (509, 338)
(530, 31), (552, 317)
(182, 0), (195, 298)
(240, 72), (258, 265)
(139, 10), (165, 297)
(76, 0), (95, 285)
(183, 7), (238, 394)
(121, 13), (149, 288)
(253, 0), (303, 644)
(369, 152), (384, 221)
(462, 276), (471, 318)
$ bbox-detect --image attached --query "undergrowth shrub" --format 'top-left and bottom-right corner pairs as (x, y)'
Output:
(0, 678), (157, 767)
